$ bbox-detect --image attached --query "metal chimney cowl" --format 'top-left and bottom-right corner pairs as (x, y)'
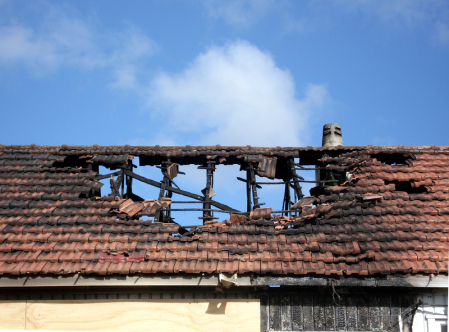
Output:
(322, 123), (343, 147)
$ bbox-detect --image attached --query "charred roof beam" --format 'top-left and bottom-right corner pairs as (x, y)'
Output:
(248, 162), (264, 210)
(198, 161), (216, 223)
(122, 169), (238, 212)
(108, 171), (124, 198)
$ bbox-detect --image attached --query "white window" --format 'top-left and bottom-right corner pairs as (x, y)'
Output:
(414, 292), (448, 332)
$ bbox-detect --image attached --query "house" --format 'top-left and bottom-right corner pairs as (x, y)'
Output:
(0, 139), (447, 331)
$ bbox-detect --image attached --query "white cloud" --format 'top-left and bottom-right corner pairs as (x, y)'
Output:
(203, 0), (309, 35)
(203, 0), (277, 28)
(108, 27), (157, 89)
(0, 21), (102, 71)
(322, 0), (449, 47)
(434, 21), (449, 45)
(147, 40), (329, 147)
(334, 0), (439, 25)
(333, 0), (449, 34)
(0, 6), (157, 87)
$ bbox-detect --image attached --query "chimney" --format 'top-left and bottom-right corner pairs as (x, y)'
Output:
(322, 123), (343, 147)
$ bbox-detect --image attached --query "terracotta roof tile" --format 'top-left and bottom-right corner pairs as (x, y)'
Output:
(261, 261), (283, 274)
(173, 260), (195, 274)
(278, 242), (302, 253)
(215, 260), (239, 274)
(270, 251), (295, 262)
(129, 261), (153, 274)
(197, 241), (218, 251)
(136, 241), (158, 252)
(249, 251), (271, 262)
(0, 146), (448, 277)
(186, 250), (207, 261)
(238, 260), (260, 274)
(152, 260), (175, 273)
(195, 260), (217, 274)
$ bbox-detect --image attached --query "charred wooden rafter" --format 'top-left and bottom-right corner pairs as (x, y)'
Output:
(198, 161), (216, 222)
(122, 169), (238, 212)
(93, 149), (348, 223)
(109, 171), (124, 198)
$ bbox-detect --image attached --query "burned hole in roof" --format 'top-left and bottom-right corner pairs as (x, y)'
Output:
(372, 152), (409, 165)
(385, 180), (427, 194)
(87, 152), (324, 227)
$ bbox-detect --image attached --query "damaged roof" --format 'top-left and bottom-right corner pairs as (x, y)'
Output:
(0, 145), (447, 278)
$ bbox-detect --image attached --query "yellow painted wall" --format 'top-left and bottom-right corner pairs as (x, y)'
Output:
(0, 299), (260, 332)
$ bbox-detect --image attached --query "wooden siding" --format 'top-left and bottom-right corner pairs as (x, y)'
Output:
(0, 299), (259, 332)
(0, 301), (26, 329)
(260, 287), (417, 332)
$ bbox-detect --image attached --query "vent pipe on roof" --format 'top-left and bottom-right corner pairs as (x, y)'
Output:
(322, 123), (343, 147)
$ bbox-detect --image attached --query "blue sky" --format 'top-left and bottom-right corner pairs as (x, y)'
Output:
(1, 0), (448, 148)
(1, 1), (448, 224)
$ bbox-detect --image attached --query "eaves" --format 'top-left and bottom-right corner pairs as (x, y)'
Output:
(0, 274), (446, 288)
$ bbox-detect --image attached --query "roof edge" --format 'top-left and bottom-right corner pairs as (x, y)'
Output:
(0, 274), (446, 288)
(0, 144), (448, 152)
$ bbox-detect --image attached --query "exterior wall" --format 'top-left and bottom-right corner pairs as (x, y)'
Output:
(260, 287), (418, 332)
(0, 287), (259, 332)
(413, 290), (448, 332)
(0, 299), (259, 332)
(1, 286), (447, 332)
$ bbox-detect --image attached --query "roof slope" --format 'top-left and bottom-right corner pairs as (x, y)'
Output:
(0, 145), (447, 277)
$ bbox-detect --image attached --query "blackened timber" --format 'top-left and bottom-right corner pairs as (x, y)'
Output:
(346, 294), (358, 331)
(163, 208), (244, 214)
(170, 201), (203, 204)
(289, 158), (304, 201)
(324, 293), (335, 331)
(254, 179), (336, 184)
(199, 161), (215, 223)
(95, 171), (121, 180)
(120, 171), (124, 198)
(313, 291), (325, 331)
(357, 293), (369, 331)
(401, 295), (414, 332)
(379, 294), (391, 332)
(251, 275), (445, 287)
(369, 293), (381, 330)
(110, 171), (124, 198)
(91, 163), (101, 197)
(248, 163), (262, 210)
(158, 161), (169, 200)
(269, 292), (281, 331)
(291, 292), (303, 331)
(156, 161), (170, 222)
(282, 180), (291, 217)
(125, 163), (133, 199)
(302, 291), (314, 331)
(246, 170), (251, 213)
(282, 162), (291, 216)
(165, 178), (173, 221)
(294, 164), (323, 170)
(161, 161), (174, 220)
(281, 158), (292, 216)
(123, 169), (238, 212)
(259, 293), (269, 332)
(390, 295), (400, 332)
(335, 295), (346, 331)
(280, 293), (292, 331)
(261, 288), (420, 332)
